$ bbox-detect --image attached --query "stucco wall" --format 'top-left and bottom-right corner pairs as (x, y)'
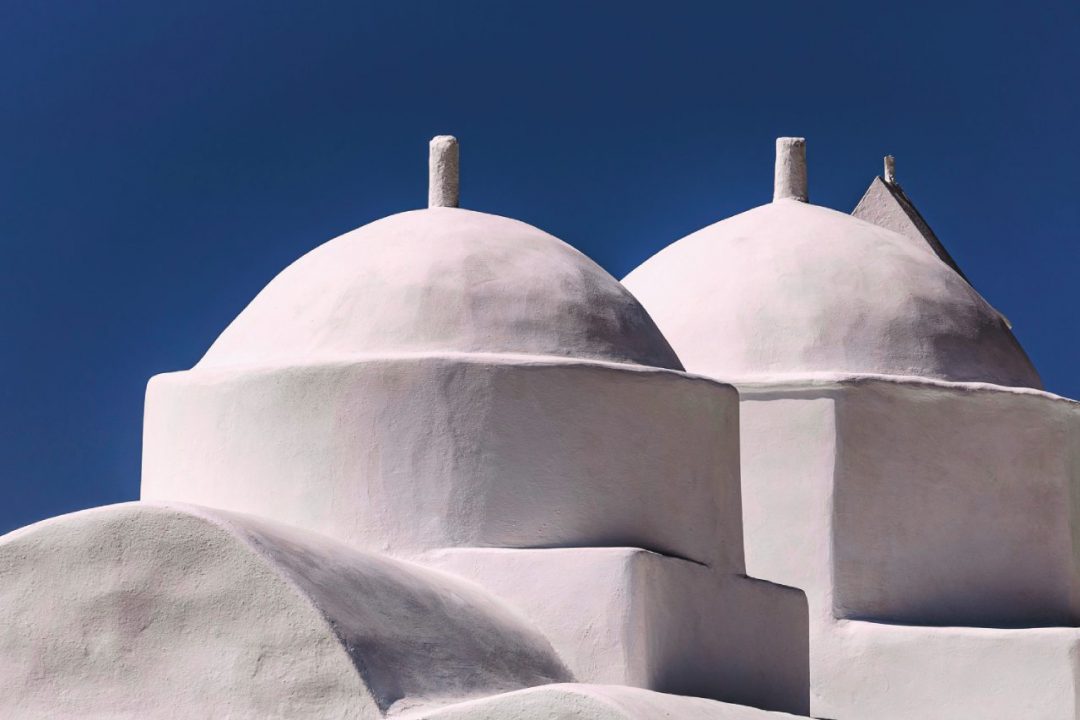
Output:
(420, 546), (809, 715)
(143, 355), (742, 569)
(814, 620), (1080, 720)
(831, 379), (1080, 626)
(739, 392), (838, 602)
(739, 377), (1080, 718)
(740, 376), (1080, 628)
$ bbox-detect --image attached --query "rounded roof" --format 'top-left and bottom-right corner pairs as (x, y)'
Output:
(623, 200), (1041, 388)
(199, 207), (682, 371)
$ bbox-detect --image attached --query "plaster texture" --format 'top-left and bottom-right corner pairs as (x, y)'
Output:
(739, 375), (1080, 628)
(622, 200), (1040, 388)
(734, 375), (1080, 718)
(0, 502), (570, 719)
(199, 207), (681, 371)
(143, 354), (742, 568)
(419, 547), (810, 715)
(812, 620), (1080, 720)
(409, 684), (806, 720)
(619, 137), (1076, 716)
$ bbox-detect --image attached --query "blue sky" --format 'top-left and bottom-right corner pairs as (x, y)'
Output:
(2, 2), (1078, 534)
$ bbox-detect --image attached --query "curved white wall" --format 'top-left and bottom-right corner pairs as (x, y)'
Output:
(142, 355), (742, 570)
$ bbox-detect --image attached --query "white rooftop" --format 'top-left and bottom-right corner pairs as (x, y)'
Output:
(624, 141), (1040, 388)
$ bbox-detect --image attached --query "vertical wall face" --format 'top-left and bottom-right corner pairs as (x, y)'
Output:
(419, 546), (810, 716)
(740, 379), (1080, 628)
(143, 357), (743, 569)
(830, 381), (1080, 627)
(738, 379), (1080, 718)
(814, 622), (1080, 720)
(648, 572), (810, 715)
(738, 392), (839, 608)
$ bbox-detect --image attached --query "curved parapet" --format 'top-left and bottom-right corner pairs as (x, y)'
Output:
(0, 502), (570, 719)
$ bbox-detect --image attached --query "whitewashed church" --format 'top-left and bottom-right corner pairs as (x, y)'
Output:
(2, 135), (1075, 720)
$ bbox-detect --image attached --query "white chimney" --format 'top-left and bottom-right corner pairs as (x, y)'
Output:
(773, 137), (808, 203)
(884, 154), (896, 185)
(428, 135), (459, 208)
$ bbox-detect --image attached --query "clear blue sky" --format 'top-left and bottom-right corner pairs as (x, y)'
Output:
(2, 2), (1078, 534)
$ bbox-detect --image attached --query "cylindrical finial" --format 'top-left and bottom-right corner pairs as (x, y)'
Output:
(883, 155), (896, 185)
(773, 137), (808, 202)
(428, 135), (459, 208)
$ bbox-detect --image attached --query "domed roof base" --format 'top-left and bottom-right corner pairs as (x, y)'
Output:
(143, 355), (743, 570)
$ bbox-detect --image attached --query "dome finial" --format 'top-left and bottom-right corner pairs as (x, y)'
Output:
(884, 154), (896, 185)
(773, 137), (808, 203)
(429, 135), (459, 208)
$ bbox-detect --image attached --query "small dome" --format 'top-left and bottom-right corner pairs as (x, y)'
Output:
(623, 200), (1040, 388)
(200, 207), (682, 371)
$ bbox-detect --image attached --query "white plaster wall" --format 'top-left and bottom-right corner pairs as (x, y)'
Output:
(738, 376), (1080, 718)
(0, 502), (569, 719)
(830, 379), (1080, 626)
(643, 565), (808, 715)
(739, 392), (839, 718)
(143, 355), (743, 569)
(420, 547), (810, 715)
(815, 620), (1080, 720)
(421, 547), (648, 687)
(739, 393), (838, 600)
(740, 376), (1080, 628)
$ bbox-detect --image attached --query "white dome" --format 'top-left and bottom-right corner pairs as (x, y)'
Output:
(623, 200), (1041, 388)
(200, 207), (682, 371)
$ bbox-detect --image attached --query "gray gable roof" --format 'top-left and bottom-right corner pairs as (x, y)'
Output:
(852, 175), (970, 284)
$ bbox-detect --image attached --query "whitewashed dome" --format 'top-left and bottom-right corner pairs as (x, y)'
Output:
(200, 206), (682, 370)
(623, 141), (1040, 388)
(144, 138), (734, 565)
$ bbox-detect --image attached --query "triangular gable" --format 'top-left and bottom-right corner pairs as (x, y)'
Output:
(852, 176), (970, 284)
